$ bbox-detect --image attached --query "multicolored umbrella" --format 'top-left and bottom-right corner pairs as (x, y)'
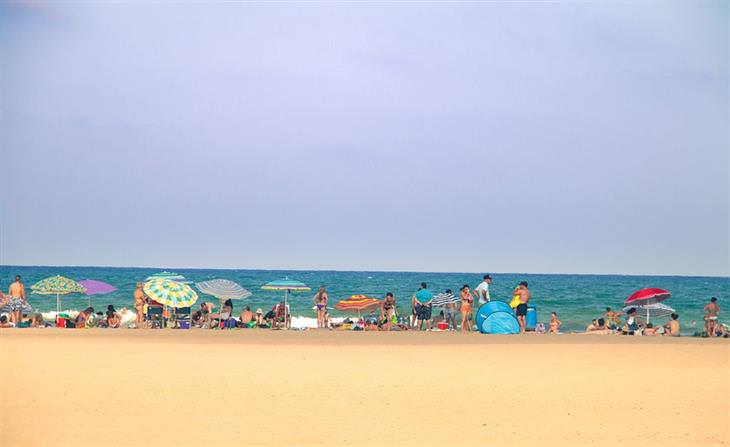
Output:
(261, 279), (310, 323)
(624, 288), (671, 306)
(432, 292), (459, 307)
(334, 295), (382, 317)
(144, 279), (198, 308)
(623, 302), (675, 324)
(31, 275), (87, 313)
(78, 279), (117, 308)
(145, 271), (189, 283)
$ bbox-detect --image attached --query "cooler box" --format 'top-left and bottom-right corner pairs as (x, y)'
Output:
(437, 322), (448, 330)
(526, 306), (537, 329)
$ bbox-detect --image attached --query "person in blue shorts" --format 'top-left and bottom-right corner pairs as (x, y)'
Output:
(414, 282), (433, 331)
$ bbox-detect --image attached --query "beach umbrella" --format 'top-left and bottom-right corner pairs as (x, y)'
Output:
(334, 295), (382, 318)
(196, 279), (251, 327)
(78, 279), (117, 308)
(31, 275), (86, 313)
(145, 271), (189, 283)
(144, 279), (198, 308)
(624, 288), (671, 306)
(432, 292), (459, 307)
(623, 302), (675, 324)
(261, 279), (310, 325)
(0, 301), (33, 314)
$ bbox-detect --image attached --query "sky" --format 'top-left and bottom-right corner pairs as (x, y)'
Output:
(0, 1), (728, 276)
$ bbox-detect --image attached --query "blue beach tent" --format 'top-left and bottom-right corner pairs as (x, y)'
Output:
(481, 311), (520, 334)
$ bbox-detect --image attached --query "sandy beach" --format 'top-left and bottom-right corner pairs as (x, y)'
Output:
(1, 331), (728, 446)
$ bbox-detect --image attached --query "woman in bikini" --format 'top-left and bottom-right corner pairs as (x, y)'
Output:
(460, 285), (473, 333)
(313, 286), (328, 328)
(133, 282), (146, 328)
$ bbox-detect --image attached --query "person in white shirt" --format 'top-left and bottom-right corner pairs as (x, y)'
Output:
(473, 274), (492, 306)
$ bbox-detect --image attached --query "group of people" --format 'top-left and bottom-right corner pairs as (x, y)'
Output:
(0, 274), (725, 337)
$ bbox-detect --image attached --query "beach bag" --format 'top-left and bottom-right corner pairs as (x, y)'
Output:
(224, 319), (237, 329)
(509, 295), (521, 309)
(534, 322), (546, 333)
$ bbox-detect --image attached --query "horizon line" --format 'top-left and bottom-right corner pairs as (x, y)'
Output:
(0, 263), (728, 279)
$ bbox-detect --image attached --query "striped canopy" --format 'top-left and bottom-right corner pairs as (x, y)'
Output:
(261, 279), (310, 292)
(144, 279), (198, 308)
(432, 292), (459, 307)
(31, 275), (86, 295)
(623, 302), (675, 320)
(334, 295), (382, 312)
(145, 271), (189, 283)
(196, 279), (251, 300)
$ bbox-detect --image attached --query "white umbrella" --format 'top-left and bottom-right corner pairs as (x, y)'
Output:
(623, 302), (675, 324)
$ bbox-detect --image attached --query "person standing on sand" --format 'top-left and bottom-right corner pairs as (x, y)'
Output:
(473, 274), (492, 307)
(7, 275), (26, 325)
(460, 285), (473, 333)
(313, 286), (328, 329)
(133, 282), (146, 327)
(414, 282), (433, 331)
(704, 297), (720, 337)
(514, 281), (530, 334)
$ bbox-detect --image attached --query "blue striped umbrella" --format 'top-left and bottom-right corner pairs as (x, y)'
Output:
(196, 279), (251, 300)
(432, 292), (459, 307)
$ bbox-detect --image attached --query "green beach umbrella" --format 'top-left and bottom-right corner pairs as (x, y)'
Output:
(144, 279), (198, 308)
(31, 275), (87, 313)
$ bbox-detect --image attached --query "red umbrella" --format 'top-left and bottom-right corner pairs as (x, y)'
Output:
(624, 288), (671, 306)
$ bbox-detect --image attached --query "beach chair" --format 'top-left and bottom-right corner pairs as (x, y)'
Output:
(145, 306), (164, 329)
(173, 307), (191, 329)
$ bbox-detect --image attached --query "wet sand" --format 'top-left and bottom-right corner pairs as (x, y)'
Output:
(1, 330), (728, 446)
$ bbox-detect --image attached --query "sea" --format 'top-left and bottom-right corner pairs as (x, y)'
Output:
(1, 265), (728, 334)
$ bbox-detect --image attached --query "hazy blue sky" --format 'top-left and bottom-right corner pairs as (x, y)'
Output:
(0, 2), (727, 276)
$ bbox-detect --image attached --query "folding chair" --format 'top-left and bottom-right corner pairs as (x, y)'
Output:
(173, 306), (192, 329)
(146, 306), (164, 329)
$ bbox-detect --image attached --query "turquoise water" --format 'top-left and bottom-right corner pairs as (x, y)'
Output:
(1, 265), (727, 333)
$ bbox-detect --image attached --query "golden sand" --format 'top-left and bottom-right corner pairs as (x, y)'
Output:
(1, 330), (728, 446)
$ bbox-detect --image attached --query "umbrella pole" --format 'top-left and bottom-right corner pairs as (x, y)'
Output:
(57, 293), (60, 314)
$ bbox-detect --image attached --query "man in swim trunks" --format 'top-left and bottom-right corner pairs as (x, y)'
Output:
(473, 274), (492, 306)
(414, 283), (433, 331)
(514, 281), (530, 334)
(7, 275), (26, 325)
(704, 297), (720, 337)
